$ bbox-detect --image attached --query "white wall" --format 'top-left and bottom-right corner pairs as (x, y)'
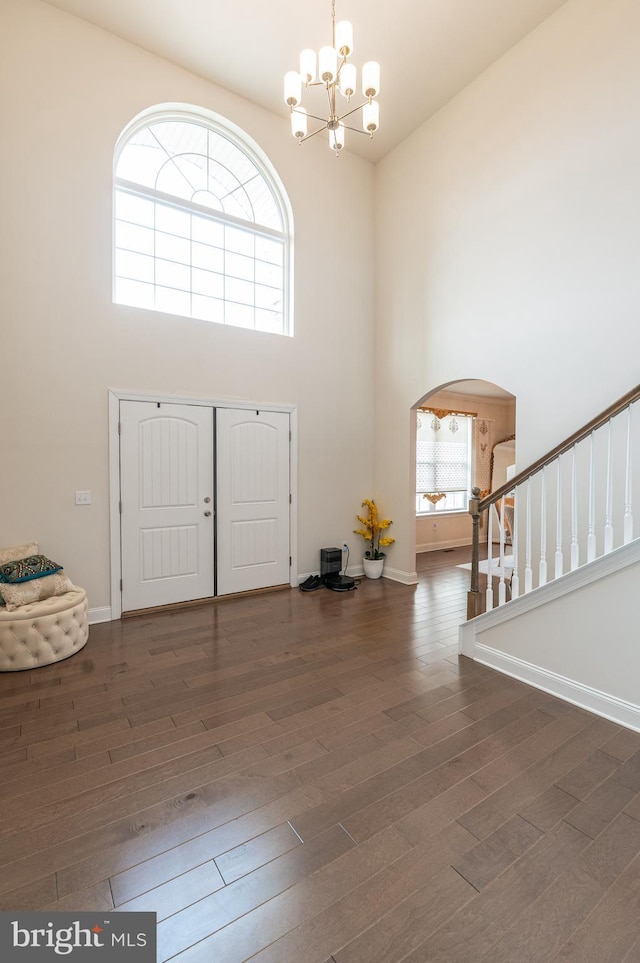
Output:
(375, 0), (640, 581)
(0, 0), (376, 610)
(459, 541), (640, 731)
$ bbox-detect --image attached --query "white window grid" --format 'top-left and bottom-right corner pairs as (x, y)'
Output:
(113, 115), (291, 335)
(115, 186), (286, 333)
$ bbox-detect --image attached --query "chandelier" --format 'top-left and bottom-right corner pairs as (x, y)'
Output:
(283, 0), (381, 153)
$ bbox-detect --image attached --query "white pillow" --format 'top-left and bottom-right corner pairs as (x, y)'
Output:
(0, 571), (75, 612)
(0, 543), (38, 565)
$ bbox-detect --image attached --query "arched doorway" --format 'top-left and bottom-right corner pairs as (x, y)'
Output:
(412, 379), (516, 560)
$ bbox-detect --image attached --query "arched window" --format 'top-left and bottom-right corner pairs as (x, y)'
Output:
(114, 107), (292, 335)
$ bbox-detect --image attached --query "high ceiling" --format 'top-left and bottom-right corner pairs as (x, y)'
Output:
(42, 0), (568, 162)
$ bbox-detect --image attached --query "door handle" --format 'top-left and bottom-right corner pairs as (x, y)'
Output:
(204, 510), (212, 517)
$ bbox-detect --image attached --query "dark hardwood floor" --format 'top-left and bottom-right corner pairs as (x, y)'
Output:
(2, 545), (640, 961)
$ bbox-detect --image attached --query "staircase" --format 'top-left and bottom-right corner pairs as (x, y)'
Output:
(459, 384), (640, 732)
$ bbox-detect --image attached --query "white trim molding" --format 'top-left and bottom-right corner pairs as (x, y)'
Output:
(382, 566), (419, 585)
(417, 538), (472, 553)
(469, 644), (640, 733)
(459, 538), (640, 732)
(89, 606), (112, 625)
(297, 565), (417, 586)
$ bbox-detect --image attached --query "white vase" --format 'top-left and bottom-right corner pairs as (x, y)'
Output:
(363, 556), (385, 579)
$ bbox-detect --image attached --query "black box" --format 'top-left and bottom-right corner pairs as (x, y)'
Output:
(320, 547), (342, 576)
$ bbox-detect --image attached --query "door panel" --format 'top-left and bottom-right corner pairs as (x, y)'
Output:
(216, 408), (290, 595)
(120, 401), (214, 611)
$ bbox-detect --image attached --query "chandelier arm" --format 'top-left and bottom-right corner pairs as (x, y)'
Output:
(336, 100), (373, 122)
(339, 124), (373, 136)
(293, 108), (332, 124)
(335, 55), (348, 80)
(296, 125), (330, 144)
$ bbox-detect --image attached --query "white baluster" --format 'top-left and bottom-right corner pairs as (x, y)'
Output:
(624, 405), (633, 544)
(539, 466), (547, 586)
(486, 501), (493, 612)
(498, 497), (507, 606)
(511, 486), (519, 600)
(604, 419), (614, 554)
(570, 447), (579, 571)
(524, 478), (533, 593)
(587, 431), (596, 562)
(555, 458), (563, 579)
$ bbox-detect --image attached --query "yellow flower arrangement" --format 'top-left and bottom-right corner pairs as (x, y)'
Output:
(354, 498), (395, 560)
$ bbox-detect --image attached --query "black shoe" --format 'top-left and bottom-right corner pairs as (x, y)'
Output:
(299, 575), (323, 592)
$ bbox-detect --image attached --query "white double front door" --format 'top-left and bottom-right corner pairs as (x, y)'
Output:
(119, 400), (290, 612)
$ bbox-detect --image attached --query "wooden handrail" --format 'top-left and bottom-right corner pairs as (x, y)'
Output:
(466, 382), (640, 620)
(478, 384), (640, 513)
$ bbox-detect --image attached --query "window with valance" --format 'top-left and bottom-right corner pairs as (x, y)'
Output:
(416, 408), (474, 515)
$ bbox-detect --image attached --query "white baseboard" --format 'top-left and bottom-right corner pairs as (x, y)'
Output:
(471, 643), (640, 733)
(417, 538), (472, 553)
(458, 540), (640, 731)
(297, 566), (416, 585)
(297, 568), (364, 586)
(297, 572), (319, 585)
(89, 606), (112, 624)
(382, 566), (418, 585)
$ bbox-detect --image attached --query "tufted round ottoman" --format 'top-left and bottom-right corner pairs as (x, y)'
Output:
(0, 587), (88, 671)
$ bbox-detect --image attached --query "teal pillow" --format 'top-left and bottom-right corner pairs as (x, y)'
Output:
(0, 555), (63, 584)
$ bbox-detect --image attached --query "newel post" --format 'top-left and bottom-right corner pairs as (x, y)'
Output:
(467, 486), (482, 620)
